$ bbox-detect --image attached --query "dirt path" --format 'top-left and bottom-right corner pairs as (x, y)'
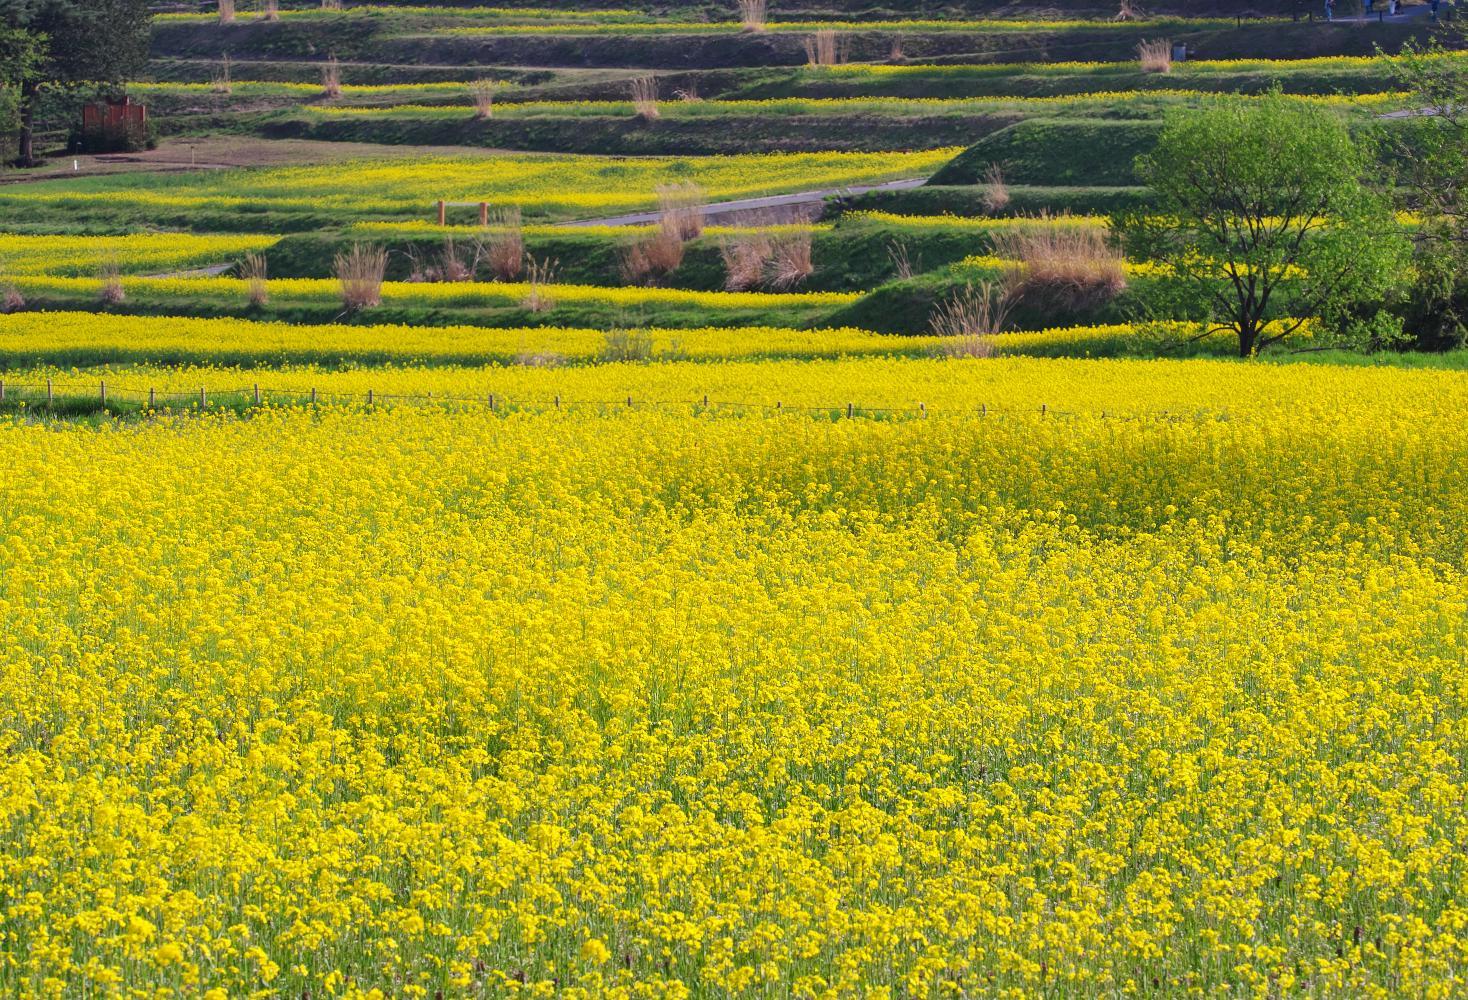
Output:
(560, 177), (925, 228)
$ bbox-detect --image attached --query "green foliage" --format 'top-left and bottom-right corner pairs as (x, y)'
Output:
(1115, 92), (1409, 357)
(0, 0), (153, 163)
(1386, 24), (1468, 347)
(928, 119), (1165, 187)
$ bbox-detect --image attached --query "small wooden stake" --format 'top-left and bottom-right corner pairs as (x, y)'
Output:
(367, 389), (374, 407)
(253, 384), (261, 406)
(200, 386), (206, 409)
(99, 381), (106, 407)
(920, 402), (926, 417)
(1041, 403), (1047, 416)
(0, 380), (6, 403)
(489, 392), (496, 411)
(46, 379), (52, 408)
(149, 387), (155, 409)
(847, 402), (853, 419)
(554, 394), (560, 409)
(310, 387), (317, 405)
(437, 200), (447, 226)
(479, 202), (489, 226)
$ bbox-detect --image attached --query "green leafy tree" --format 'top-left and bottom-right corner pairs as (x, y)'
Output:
(0, 0), (152, 166)
(1386, 25), (1468, 346)
(0, 23), (43, 136)
(1115, 92), (1409, 357)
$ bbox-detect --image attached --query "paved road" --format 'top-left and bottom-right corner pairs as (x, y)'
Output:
(559, 177), (925, 228)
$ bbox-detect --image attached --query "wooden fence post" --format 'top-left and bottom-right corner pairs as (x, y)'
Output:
(437, 200), (447, 226)
(46, 379), (52, 409)
(847, 402), (853, 419)
(479, 202), (489, 226)
(310, 387), (317, 406)
(200, 386), (206, 409)
(100, 381), (106, 407)
(254, 384), (261, 406)
(149, 387), (155, 409)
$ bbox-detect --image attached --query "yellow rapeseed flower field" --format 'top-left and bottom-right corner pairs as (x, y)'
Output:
(0, 150), (957, 224)
(1, 356), (1467, 995)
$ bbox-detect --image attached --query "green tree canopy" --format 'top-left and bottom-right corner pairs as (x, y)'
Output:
(0, 0), (152, 165)
(1114, 92), (1409, 357)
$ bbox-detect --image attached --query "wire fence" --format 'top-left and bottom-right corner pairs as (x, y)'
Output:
(0, 375), (1222, 423)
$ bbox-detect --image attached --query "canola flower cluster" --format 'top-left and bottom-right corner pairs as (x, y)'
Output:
(299, 90), (1398, 123)
(2, 357), (1467, 997)
(0, 233), (277, 278)
(0, 313), (1212, 370)
(825, 52), (1468, 77)
(6, 275), (858, 314)
(347, 220), (829, 239)
(437, 16), (1268, 36)
(0, 151), (956, 224)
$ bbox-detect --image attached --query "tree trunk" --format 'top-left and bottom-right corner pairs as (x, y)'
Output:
(15, 81), (38, 168)
(1238, 323), (1257, 358)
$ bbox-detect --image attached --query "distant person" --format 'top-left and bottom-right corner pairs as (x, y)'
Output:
(1325, 0), (1334, 18)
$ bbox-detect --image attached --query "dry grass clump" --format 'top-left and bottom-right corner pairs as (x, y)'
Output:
(480, 207), (524, 281)
(521, 255), (559, 313)
(1138, 38), (1173, 73)
(241, 252), (269, 307)
(321, 55), (342, 98)
(991, 219), (1127, 310)
(982, 163), (1011, 214)
(1, 284), (25, 313)
(623, 183), (705, 283)
(1115, 0), (1144, 19)
(805, 30), (845, 66)
(890, 34), (906, 61)
(321, 0), (342, 9)
(98, 258), (125, 306)
(631, 76), (660, 120)
(469, 79), (496, 120)
(930, 281), (1014, 355)
(621, 228), (687, 285)
(719, 230), (774, 291)
(334, 243), (387, 310)
(404, 238), (478, 283)
(211, 55), (233, 95)
(768, 231), (815, 289)
(737, 0), (768, 31)
(658, 182), (706, 240)
(264, 0), (280, 21)
(218, 0), (235, 24)
(438, 238), (476, 282)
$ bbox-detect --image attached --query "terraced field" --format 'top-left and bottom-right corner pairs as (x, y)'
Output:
(3, 2), (1468, 997)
